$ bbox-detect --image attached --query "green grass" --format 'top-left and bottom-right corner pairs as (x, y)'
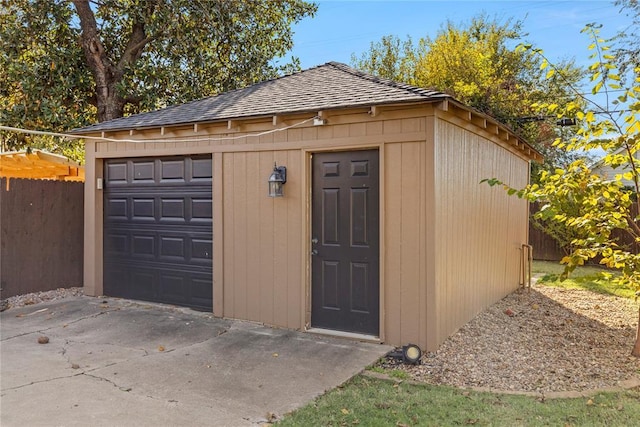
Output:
(278, 376), (640, 426)
(366, 365), (385, 374)
(367, 365), (409, 380)
(387, 369), (410, 380)
(532, 260), (636, 300)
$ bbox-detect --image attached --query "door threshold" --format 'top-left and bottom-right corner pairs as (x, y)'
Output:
(306, 328), (381, 343)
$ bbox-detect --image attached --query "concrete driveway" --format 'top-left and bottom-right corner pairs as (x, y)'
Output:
(1, 296), (391, 426)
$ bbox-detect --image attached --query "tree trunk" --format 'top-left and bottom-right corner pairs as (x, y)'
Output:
(95, 81), (126, 123)
(72, 1), (125, 122)
(633, 307), (640, 357)
(72, 1), (154, 122)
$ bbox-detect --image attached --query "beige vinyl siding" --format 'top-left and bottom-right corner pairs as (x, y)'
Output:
(383, 140), (430, 348)
(221, 149), (303, 329)
(433, 118), (529, 348)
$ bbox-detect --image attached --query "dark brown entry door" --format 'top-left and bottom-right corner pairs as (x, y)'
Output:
(103, 155), (213, 311)
(311, 150), (379, 335)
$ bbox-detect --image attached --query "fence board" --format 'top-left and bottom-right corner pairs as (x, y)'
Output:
(529, 201), (639, 261)
(1, 178), (84, 298)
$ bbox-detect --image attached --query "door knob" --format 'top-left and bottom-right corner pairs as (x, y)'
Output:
(311, 237), (318, 244)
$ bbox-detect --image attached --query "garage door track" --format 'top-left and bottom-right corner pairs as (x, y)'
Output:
(1, 296), (391, 426)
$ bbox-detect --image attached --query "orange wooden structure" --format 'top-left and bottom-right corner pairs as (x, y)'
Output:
(0, 150), (85, 188)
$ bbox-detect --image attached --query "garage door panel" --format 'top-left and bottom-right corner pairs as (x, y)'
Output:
(160, 160), (186, 182)
(106, 193), (212, 223)
(104, 262), (212, 311)
(192, 157), (213, 178)
(104, 265), (127, 296)
(160, 236), (185, 258)
(106, 157), (212, 187)
(105, 233), (129, 256)
(106, 162), (127, 183)
(191, 239), (212, 261)
(160, 274), (187, 303)
(106, 198), (128, 219)
(107, 258), (210, 273)
(160, 198), (186, 220)
(104, 155), (212, 311)
(191, 276), (214, 307)
(192, 198), (213, 220)
(132, 234), (156, 258)
(132, 198), (156, 220)
(132, 161), (155, 183)
(106, 229), (211, 261)
(159, 235), (212, 264)
(130, 269), (157, 300)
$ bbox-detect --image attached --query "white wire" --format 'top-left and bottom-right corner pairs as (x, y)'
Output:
(0, 116), (317, 144)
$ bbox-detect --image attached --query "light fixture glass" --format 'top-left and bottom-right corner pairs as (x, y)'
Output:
(402, 344), (422, 364)
(268, 163), (287, 197)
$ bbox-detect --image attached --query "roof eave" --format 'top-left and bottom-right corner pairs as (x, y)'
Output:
(70, 98), (450, 135)
(442, 98), (543, 163)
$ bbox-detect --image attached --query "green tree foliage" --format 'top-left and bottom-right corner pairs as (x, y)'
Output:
(0, 1), (95, 160)
(351, 15), (585, 175)
(351, 35), (421, 85)
(486, 24), (640, 356)
(0, 0), (316, 160)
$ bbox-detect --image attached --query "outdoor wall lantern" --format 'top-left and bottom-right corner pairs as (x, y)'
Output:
(268, 163), (287, 197)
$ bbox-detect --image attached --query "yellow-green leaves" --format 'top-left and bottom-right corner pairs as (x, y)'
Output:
(540, 59), (556, 78)
(353, 14), (582, 175)
(593, 81), (604, 94)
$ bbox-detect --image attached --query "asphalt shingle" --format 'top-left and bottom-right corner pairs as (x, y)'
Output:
(72, 62), (450, 133)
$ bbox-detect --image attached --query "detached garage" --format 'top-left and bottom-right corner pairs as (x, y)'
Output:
(75, 62), (541, 351)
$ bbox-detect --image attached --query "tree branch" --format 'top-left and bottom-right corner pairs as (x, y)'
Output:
(114, 0), (164, 72)
(71, 1), (115, 89)
(73, 0), (125, 121)
(123, 94), (142, 105)
(622, 138), (640, 198)
(116, 21), (157, 72)
(627, 214), (640, 238)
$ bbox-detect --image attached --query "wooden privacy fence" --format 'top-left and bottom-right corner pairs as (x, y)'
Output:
(529, 201), (640, 261)
(0, 178), (84, 298)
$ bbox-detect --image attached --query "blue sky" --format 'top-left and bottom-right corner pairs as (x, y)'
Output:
(287, 0), (634, 74)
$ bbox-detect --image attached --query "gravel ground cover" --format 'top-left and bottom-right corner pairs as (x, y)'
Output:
(383, 282), (640, 393)
(0, 287), (84, 311)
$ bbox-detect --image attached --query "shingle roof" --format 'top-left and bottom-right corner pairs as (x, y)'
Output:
(72, 62), (450, 133)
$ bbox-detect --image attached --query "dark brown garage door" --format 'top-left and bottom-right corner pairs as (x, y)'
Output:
(103, 155), (213, 311)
